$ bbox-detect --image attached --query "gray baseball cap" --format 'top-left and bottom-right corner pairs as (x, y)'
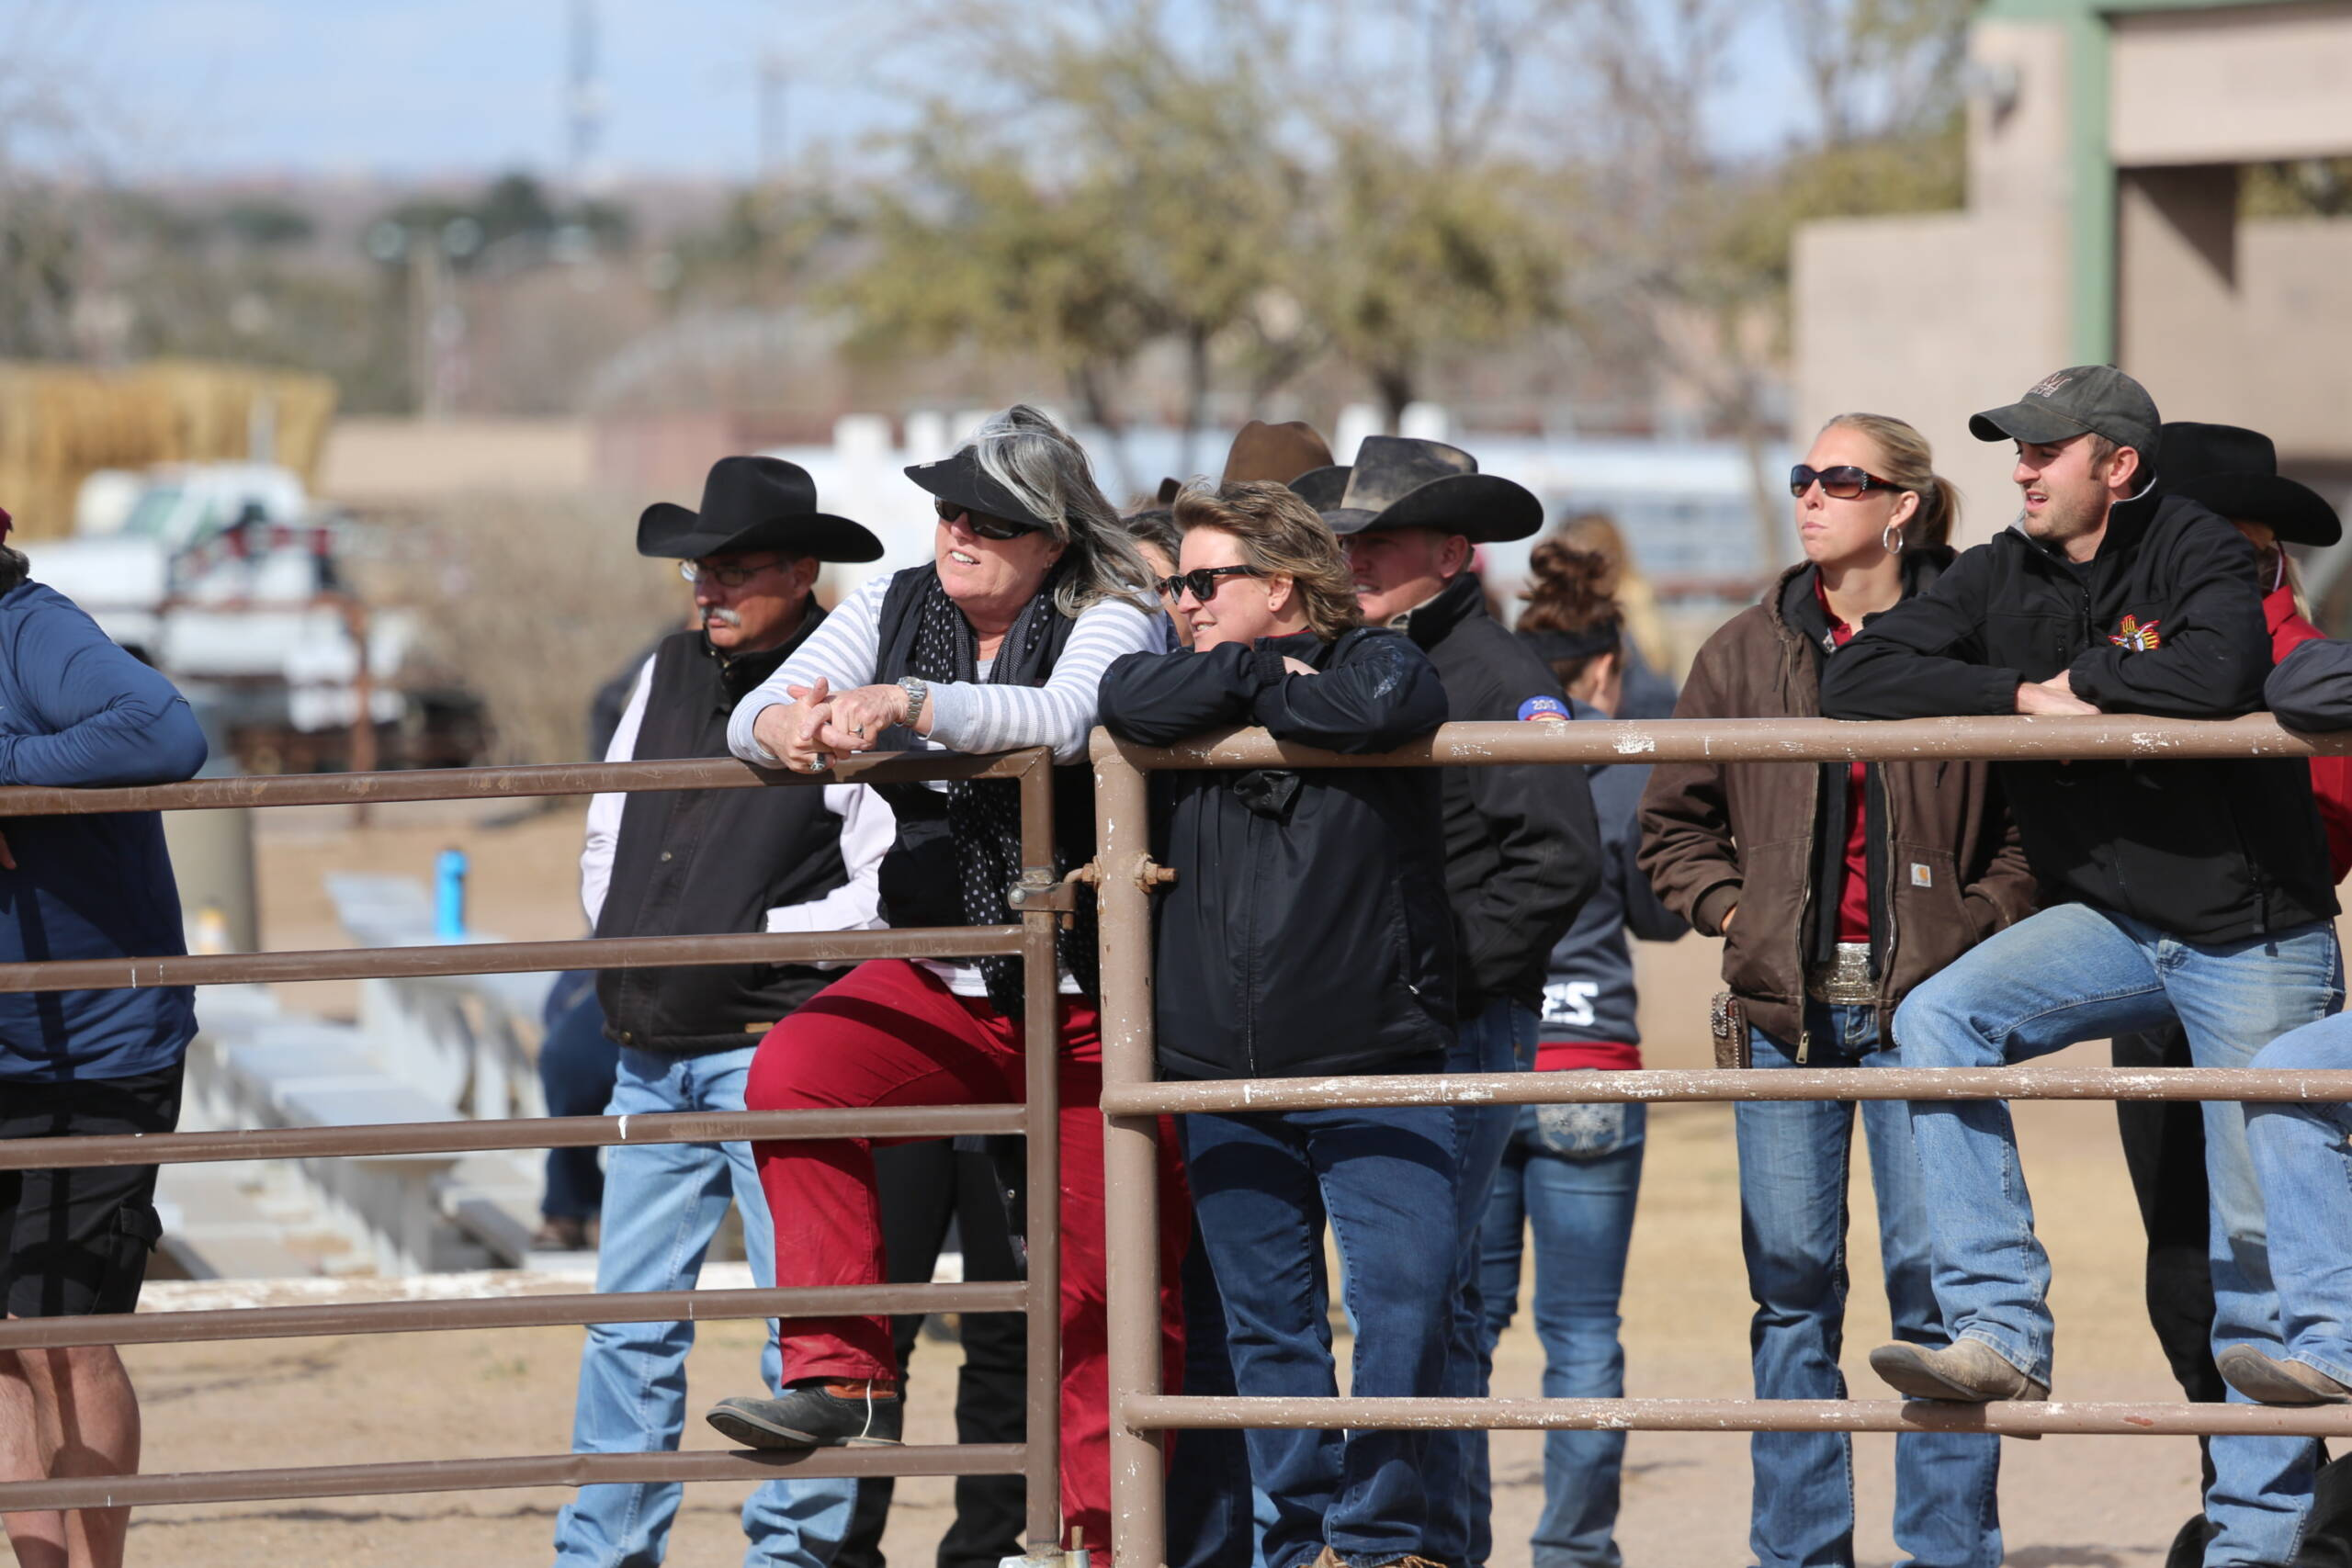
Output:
(1970, 364), (2160, 457)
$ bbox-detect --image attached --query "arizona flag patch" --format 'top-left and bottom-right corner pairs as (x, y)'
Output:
(2109, 615), (2162, 651)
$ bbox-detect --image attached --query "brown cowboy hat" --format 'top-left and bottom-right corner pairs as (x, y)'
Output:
(1152, 421), (1339, 502)
(1307, 435), (1543, 545)
(1223, 420), (1334, 486)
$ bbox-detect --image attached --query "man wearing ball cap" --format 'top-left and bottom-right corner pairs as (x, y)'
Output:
(1821, 367), (2339, 1568)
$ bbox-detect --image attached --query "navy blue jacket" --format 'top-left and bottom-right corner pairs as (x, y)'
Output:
(0, 581), (208, 1080)
(1537, 703), (1687, 1050)
(1098, 627), (1456, 1080)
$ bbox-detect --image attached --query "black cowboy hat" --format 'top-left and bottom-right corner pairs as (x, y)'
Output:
(906, 447), (1057, 533)
(1306, 435), (1542, 544)
(2158, 423), (2340, 547)
(1287, 465), (1349, 511)
(638, 456), (883, 562)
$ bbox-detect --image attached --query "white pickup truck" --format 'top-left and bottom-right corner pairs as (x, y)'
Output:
(30, 464), (418, 764)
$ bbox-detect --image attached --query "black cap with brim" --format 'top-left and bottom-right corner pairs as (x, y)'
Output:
(906, 447), (1056, 532)
(1968, 402), (2098, 447)
(1970, 363), (2160, 457)
(1322, 472), (1544, 545)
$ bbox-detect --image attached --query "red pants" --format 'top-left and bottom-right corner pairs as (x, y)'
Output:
(747, 959), (1186, 1556)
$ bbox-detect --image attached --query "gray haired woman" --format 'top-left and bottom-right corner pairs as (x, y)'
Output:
(705, 405), (1189, 1562)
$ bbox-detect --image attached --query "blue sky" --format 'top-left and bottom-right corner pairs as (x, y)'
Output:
(23, 0), (1805, 182)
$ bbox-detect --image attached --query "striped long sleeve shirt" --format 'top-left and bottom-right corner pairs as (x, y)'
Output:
(727, 568), (1161, 997)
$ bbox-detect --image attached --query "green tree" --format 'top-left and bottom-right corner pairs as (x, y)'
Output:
(1302, 134), (1563, 434)
(831, 115), (1160, 439)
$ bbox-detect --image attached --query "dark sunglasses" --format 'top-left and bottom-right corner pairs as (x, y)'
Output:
(1157, 564), (1263, 603)
(934, 496), (1043, 541)
(1790, 464), (1904, 501)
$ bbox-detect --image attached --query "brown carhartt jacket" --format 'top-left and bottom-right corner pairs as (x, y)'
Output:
(1637, 558), (2038, 1048)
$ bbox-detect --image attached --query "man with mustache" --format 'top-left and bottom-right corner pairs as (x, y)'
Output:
(552, 457), (898, 1568)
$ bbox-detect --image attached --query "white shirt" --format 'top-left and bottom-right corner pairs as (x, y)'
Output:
(580, 655), (893, 945)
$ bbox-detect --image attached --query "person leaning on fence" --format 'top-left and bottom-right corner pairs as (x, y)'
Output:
(0, 502), (210, 1568)
(548, 457), (895, 1568)
(2215, 638), (2352, 1411)
(1303, 434), (1601, 1568)
(1817, 366), (2344, 1568)
(1468, 541), (1688, 1568)
(1638, 412), (2035, 1568)
(2104, 422), (2352, 1568)
(1095, 479), (1459, 1568)
(1136, 418), (1340, 1568)
(704, 406), (1190, 1561)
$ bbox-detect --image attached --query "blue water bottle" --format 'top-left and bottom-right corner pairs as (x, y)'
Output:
(435, 847), (469, 940)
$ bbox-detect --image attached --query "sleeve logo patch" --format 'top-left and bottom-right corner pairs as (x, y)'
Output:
(2109, 615), (2162, 651)
(1518, 695), (1571, 723)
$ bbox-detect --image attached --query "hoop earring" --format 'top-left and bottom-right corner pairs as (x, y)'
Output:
(1882, 523), (1905, 556)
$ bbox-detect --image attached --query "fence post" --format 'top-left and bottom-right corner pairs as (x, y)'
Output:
(1091, 739), (1168, 1568)
(1016, 753), (1065, 1553)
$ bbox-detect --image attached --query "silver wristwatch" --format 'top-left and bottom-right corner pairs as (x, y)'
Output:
(899, 676), (929, 729)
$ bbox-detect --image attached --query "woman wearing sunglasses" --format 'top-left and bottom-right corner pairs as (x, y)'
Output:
(1098, 480), (1457, 1568)
(1638, 414), (2036, 1568)
(707, 405), (1189, 1561)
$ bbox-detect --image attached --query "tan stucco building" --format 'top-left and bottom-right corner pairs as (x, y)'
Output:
(1794, 0), (2352, 570)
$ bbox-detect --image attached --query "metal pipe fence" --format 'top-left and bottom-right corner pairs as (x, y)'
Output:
(0, 747), (1070, 1553)
(14, 714), (2352, 1560)
(1091, 713), (2352, 1568)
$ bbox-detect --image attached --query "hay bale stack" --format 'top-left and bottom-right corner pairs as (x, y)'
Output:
(0, 360), (338, 537)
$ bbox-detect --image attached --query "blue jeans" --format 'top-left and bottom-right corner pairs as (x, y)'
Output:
(1737, 1002), (1999, 1568)
(539, 979), (620, 1221)
(1474, 1092), (1645, 1568)
(1169, 1220), (1265, 1568)
(1180, 1103), (1462, 1568)
(2247, 1018), (2352, 1391)
(1894, 904), (2343, 1568)
(1426, 999), (1539, 1568)
(551, 1045), (856, 1568)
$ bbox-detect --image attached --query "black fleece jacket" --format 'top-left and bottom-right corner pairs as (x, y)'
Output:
(1396, 572), (1602, 1016)
(1819, 491), (2335, 942)
(1097, 627), (1457, 1080)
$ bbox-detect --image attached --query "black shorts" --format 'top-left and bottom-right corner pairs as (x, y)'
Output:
(1, 1063), (184, 1318)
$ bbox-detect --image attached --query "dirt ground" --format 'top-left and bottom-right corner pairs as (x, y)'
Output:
(8, 803), (2228, 1566)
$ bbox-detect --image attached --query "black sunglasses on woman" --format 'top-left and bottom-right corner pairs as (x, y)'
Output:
(934, 497), (1044, 541)
(1789, 464), (1904, 501)
(1157, 565), (1262, 603)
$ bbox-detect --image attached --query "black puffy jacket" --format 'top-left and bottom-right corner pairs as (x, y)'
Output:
(1097, 627), (1457, 1080)
(1819, 491), (2336, 943)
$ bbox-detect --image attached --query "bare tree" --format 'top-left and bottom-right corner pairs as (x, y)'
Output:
(0, 1), (103, 358)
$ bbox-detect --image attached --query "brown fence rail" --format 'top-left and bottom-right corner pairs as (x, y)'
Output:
(0, 746), (1070, 1555)
(1091, 714), (2352, 1567)
(0, 1444), (1025, 1516)
(13, 716), (2352, 1563)
(0, 1282), (1031, 1352)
